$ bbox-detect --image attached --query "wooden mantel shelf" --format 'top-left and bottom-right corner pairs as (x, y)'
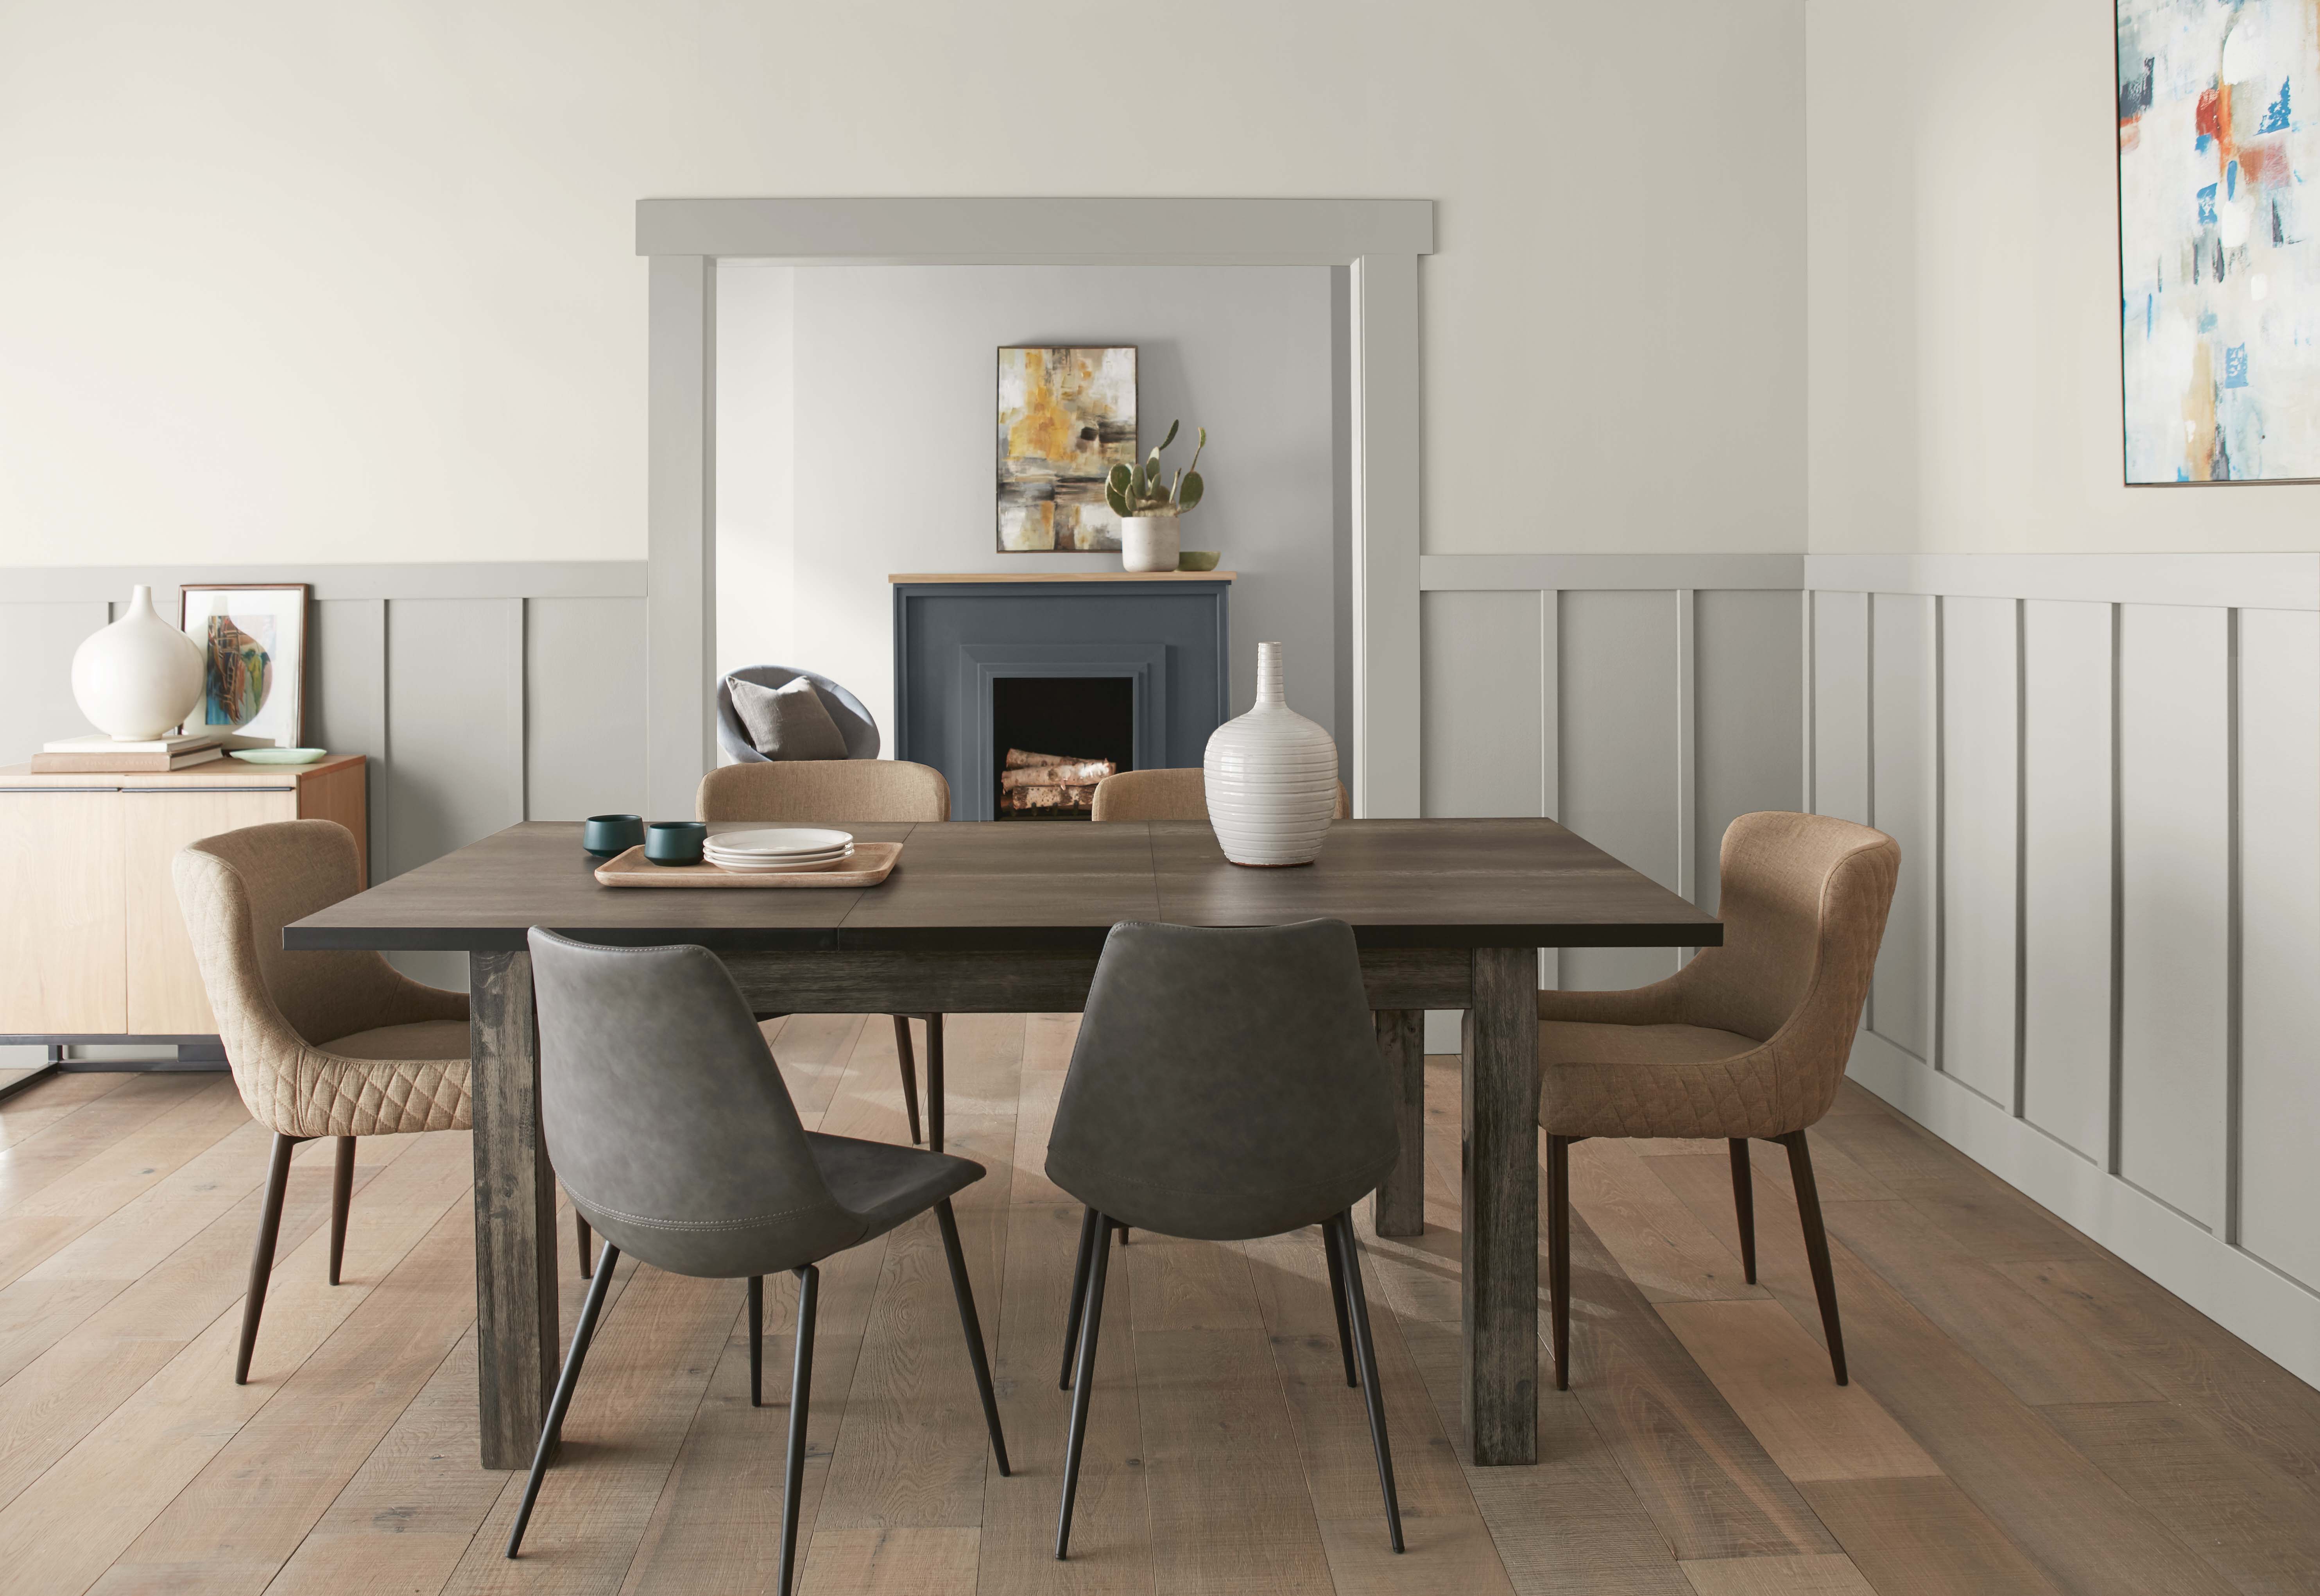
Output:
(888, 571), (1235, 584)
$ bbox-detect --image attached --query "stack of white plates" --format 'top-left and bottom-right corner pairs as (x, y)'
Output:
(704, 826), (856, 874)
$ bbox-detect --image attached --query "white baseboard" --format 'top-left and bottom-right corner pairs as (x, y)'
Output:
(1845, 1027), (2320, 1389)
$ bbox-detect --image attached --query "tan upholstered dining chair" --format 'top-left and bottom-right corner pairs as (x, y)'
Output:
(174, 819), (474, 1384)
(697, 759), (954, 1147)
(1089, 766), (1350, 822)
(1537, 810), (1899, 1390)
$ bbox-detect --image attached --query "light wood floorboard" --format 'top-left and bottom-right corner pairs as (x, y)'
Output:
(0, 1040), (2309, 1594)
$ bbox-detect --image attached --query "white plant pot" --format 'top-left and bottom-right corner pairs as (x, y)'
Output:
(71, 584), (206, 741)
(1120, 515), (1181, 574)
(1203, 641), (1339, 867)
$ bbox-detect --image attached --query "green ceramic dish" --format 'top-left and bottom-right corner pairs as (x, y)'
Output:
(229, 747), (330, 765)
(1176, 551), (1222, 572)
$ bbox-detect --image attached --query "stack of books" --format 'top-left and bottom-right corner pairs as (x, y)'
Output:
(32, 732), (233, 774)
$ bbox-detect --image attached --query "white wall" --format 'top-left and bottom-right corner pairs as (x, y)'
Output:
(716, 263), (1342, 739)
(1806, 0), (2320, 552)
(0, 0), (1806, 569)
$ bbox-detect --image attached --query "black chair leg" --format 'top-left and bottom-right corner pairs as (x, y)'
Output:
(925, 1013), (946, 1152)
(1328, 1212), (1403, 1552)
(892, 1015), (923, 1145)
(576, 1211), (594, 1279)
(1060, 1206), (1099, 1390)
(776, 1264), (820, 1596)
(506, 1241), (621, 1558)
(1321, 1218), (1358, 1387)
(933, 1198), (1011, 1474)
(749, 1275), (764, 1408)
(236, 1132), (303, 1385)
(1778, 1130), (1849, 1385)
(1055, 1210), (1113, 1560)
(1729, 1138), (1757, 1285)
(326, 1136), (356, 1286)
(1547, 1134), (1572, 1392)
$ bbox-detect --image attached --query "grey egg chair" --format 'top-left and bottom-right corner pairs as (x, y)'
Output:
(715, 665), (881, 764)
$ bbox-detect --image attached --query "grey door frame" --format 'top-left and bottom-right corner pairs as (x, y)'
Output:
(635, 196), (1434, 821)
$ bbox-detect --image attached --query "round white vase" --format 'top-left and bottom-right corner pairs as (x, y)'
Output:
(1203, 641), (1340, 867)
(1120, 515), (1181, 574)
(71, 584), (206, 740)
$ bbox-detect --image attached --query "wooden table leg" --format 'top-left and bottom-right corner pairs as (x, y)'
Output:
(470, 949), (559, 1471)
(1463, 947), (1539, 1465)
(1371, 1010), (1425, 1238)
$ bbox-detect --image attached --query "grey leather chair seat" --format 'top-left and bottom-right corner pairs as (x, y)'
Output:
(508, 930), (1009, 1596)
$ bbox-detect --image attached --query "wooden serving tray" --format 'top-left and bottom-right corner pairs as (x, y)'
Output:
(592, 841), (901, 888)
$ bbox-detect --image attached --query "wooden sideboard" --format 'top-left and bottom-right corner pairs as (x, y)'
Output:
(0, 753), (366, 1040)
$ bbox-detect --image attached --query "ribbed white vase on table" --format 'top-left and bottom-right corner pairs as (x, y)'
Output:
(1203, 641), (1339, 867)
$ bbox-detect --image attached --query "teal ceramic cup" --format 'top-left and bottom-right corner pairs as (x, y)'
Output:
(582, 813), (646, 860)
(644, 820), (708, 866)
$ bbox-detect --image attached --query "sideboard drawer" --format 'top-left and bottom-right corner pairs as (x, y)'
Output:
(0, 790), (127, 1034)
(124, 786), (300, 1035)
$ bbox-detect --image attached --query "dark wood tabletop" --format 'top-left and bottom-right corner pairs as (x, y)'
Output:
(286, 817), (1719, 953)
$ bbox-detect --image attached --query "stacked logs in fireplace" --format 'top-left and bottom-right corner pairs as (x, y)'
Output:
(997, 747), (1117, 815)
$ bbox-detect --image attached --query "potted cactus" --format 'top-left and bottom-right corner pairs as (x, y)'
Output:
(1106, 421), (1206, 572)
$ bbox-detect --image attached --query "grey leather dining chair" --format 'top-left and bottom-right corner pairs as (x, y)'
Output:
(1044, 918), (1406, 1558)
(508, 930), (1010, 1596)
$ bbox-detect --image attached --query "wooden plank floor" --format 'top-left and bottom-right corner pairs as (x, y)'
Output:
(0, 1019), (2315, 1595)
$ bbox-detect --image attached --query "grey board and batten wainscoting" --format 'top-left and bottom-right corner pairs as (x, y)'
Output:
(0, 562), (651, 1004)
(1419, 549), (2320, 1391)
(890, 575), (1231, 822)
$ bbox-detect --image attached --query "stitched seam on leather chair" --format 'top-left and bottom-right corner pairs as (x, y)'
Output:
(1048, 1159), (1398, 1202)
(574, 1198), (840, 1231)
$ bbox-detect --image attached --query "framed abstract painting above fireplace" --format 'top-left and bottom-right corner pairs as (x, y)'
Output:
(997, 345), (1137, 549)
(2118, 0), (2320, 483)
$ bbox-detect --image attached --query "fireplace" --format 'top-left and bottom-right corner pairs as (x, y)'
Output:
(891, 574), (1232, 821)
(992, 675), (1134, 820)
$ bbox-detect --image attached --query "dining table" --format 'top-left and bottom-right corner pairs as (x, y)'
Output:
(286, 816), (1718, 1471)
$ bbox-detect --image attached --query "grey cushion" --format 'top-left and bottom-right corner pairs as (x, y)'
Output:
(731, 675), (849, 762)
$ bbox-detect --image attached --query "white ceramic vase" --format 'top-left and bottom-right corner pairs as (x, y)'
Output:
(71, 585), (206, 741)
(1120, 515), (1181, 574)
(1203, 641), (1339, 867)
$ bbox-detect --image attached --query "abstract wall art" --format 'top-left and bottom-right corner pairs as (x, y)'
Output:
(2119, 0), (2320, 482)
(997, 346), (1137, 550)
(178, 583), (308, 746)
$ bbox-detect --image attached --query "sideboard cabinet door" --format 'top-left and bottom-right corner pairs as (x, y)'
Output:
(124, 787), (299, 1035)
(0, 791), (127, 1034)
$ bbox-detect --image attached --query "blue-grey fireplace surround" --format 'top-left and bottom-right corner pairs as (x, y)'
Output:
(892, 577), (1232, 821)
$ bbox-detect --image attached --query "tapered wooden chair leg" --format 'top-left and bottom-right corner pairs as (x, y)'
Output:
(776, 1264), (820, 1596)
(1546, 1134), (1572, 1392)
(934, 1198), (1011, 1474)
(891, 1015), (923, 1145)
(1778, 1129), (1849, 1385)
(236, 1132), (303, 1385)
(1322, 1218), (1358, 1386)
(749, 1275), (764, 1407)
(326, 1136), (356, 1286)
(1055, 1211), (1113, 1560)
(505, 1242), (621, 1558)
(1059, 1206), (1098, 1390)
(1329, 1213), (1404, 1551)
(576, 1211), (593, 1278)
(1729, 1138), (1757, 1285)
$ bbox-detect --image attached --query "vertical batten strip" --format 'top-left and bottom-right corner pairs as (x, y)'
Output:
(1801, 589), (1817, 815)
(507, 597), (528, 825)
(1675, 589), (1697, 962)
(2107, 602), (2127, 1177)
(2224, 607), (2244, 1244)
(2012, 598), (2029, 1119)
(1539, 587), (1560, 992)
(1930, 596), (1947, 1078)
(1863, 594), (1879, 1034)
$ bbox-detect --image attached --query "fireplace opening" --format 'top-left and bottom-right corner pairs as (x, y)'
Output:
(991, 675), (1134, 820)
